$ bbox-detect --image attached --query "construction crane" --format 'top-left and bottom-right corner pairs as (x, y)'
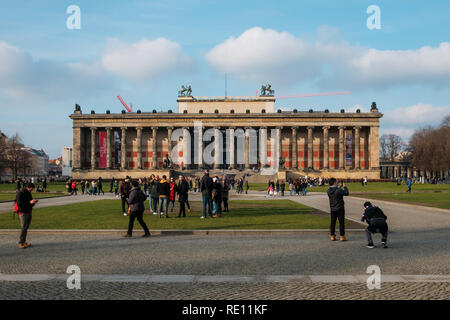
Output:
(117, 95), (132, 112)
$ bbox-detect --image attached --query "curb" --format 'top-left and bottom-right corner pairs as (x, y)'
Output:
(0, 228), (366, 235)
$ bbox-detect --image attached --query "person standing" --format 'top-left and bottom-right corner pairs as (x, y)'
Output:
(113, 180), (119, 197)
(150, 175), (159, 215)
(169, 177), (177, 212)
(361, 202), (388, 248)
(16, 183), (38, 249)
(221, 177), (230, 212)
(327, 178), (349, 241)
(85, 180), (90, 195)
(280, 180), (285, 196)
(176, 175), (189, 218)
(71, 180), (78, 195)
(80, 180), (86, 195)
(244, 180), (249, 194)
(97, 178), (104, 195)
(109, 178), (115, 193)
(157, 175), (170, 218)
(119, 178), (131, 216)
(200, 170), (213, 219)
(124, 180), (150, 238)
(42, 178), (47, 193)
(212, 176), (223, 217)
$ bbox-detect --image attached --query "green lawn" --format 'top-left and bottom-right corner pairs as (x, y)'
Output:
(0, 200), (356, 230)
(0, 192), (67, 202)
(0, 182), (68, 192)
(249, 182), (450, 193)
(351, 192), (450, 210)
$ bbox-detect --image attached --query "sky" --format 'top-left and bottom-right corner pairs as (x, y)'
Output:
(0, 0), (449, 158)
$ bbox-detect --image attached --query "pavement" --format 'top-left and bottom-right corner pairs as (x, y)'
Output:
(0, 190), (449, 299)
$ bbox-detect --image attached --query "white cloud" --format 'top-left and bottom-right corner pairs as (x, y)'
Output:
(205, 27), (450, 90)
(102, 38), (193, 83)
(0, 41), (112, 102)
(384, 103), (450, 125)
(205, 27), (321, 84)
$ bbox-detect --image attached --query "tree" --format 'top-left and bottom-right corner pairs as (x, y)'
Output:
(380, 134), (403, 162)
(0, 132), (7, 176)
(3, 133), (34, 180)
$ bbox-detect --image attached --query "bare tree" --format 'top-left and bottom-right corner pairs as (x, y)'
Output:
(3, 133), (34, 180)
(380, 134), (403, 162)
(0, 132), (7, 177)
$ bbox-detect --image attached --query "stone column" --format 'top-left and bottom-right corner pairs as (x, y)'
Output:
(259, 127), (267, 168)
(152, 127), (158, 169)
(167, 127), (173, 159)
(197, 125), (203, 169)
(276, 127), (282, 169)
(291, 127), (297, 169)
(183, 127), (190, 169)
(244, 127), (250, 169)
(338, 126), (344, 169)
(214, 127), (221, 169)
(136, 127), (142, 169)
(369, 126), (380, 170)
(90, 127), (96, 170)
(322, 126), (329, 169)
(106, 127), (112, 169)
(73, 127), (82, 169)
(229, 127), (235, 169)
(307, 126), (313, 169)
(354, 126), (361, 169)
(121, 127), (127, 169)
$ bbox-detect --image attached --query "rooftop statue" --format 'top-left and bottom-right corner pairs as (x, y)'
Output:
(178, 85), (192, 97)
(260, 84), (275, 96)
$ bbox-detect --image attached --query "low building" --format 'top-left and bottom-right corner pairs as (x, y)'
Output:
(62, 146), (73, 177)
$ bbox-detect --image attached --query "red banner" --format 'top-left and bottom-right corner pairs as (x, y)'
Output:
(98, 130), (107, 168)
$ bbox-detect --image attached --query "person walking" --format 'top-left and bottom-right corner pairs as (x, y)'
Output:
(244, 180), (249, 194)
(406, 177), (412, 193)
(361, 202), (388, 248)
(16, 183), (38, 249)
(80, 180), (86, 195)
(280, 180), (285, 196)
(124, 180), (150, 238)
(327, 178), (349, 241)
(114, 180), (119, 197)
(200, 170), (213, 219)
(176, 175), (189, 218)
(91, 180), (97, 195)
(157, 175), (170, 218)
(109, 178), (115, 193)
(97, 178), (104, 195)
(71, 181), (78, 195)
(85, 180), (90, 195)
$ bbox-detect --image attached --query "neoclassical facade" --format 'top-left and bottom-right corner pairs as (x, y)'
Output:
(70, 96), (382, 180)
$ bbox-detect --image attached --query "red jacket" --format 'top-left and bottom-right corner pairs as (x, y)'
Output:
(169, 182), (176, 201)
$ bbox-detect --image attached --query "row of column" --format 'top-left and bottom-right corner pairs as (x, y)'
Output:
(84, 125), (375, 170)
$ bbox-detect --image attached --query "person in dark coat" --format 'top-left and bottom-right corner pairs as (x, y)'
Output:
(212, 176), (223, 217)
(124, 180), (150, 237)
(361, 202), (388, 248)
(16, 183), (38, 248)
(119, 178), (131, 216)
(221, 177), (230, 212)
(157, 175), (170, 218)
(200, 170), (213, 218)
(327, 178), (349, 241)
(176, 175), (189, 218)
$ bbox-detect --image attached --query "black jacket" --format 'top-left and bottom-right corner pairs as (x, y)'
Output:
(200, 175), (213, 196)
(212, 181), (223, 201)
(16, 189), (35, 214)
(127, 187), (147, 213)
(157, 180), (170, 197)
(327, 186), (349, 212)
(177, 180), (189, 203)
(361, 206), (387, 225)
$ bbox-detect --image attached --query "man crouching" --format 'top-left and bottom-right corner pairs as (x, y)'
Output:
(361, 201), (388, 249)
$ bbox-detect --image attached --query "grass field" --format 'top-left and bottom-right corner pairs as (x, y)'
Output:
(351, 192), (450, 210)
(249, 182), (450, 193)
(0, 192), (67, 202)
(0, 182), (68, 192)
(0, 199), (357, 230)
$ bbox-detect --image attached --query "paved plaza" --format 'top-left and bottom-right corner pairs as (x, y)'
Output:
(0, 191), (449, 299)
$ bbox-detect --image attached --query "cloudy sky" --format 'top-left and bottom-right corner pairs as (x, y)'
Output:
(0, 0), (449, 158)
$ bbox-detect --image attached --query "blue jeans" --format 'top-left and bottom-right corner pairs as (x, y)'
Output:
(213, 199), (222, 215)
(302, 187), (307, 196)
(202, 195), (213, 217)
(158, 197), (169, 217)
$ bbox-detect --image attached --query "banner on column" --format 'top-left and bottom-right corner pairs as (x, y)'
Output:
(114, 131), (121, 167)
(98, 130), (107, 168)
(345, 130), (353, 166)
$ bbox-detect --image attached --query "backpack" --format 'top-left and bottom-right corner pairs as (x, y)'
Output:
(13, 200), (19, 213)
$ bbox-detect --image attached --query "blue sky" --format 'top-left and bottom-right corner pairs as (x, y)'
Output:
(0, 0), (449, 158)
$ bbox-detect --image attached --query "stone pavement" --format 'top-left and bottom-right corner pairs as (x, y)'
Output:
(0, 190), (449, 300)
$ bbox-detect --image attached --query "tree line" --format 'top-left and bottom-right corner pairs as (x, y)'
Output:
(380, 115), (450, 173)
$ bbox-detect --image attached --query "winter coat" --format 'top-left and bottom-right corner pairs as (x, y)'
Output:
(127, 187), (147, 213)
(327, 186), (349, 212)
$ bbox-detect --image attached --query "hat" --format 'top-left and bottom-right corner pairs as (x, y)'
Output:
(363, 201), (372, 208)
